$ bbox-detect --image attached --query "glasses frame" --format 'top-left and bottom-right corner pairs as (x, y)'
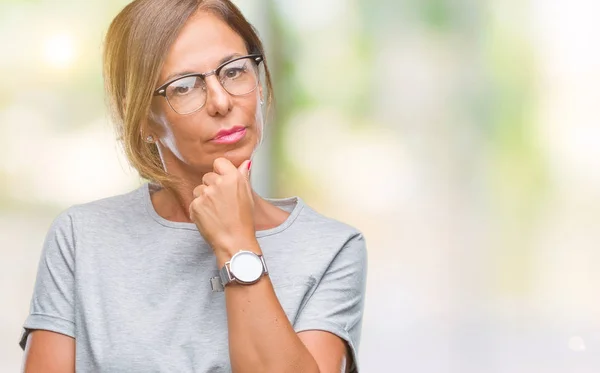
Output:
(153, 54), (264, 115)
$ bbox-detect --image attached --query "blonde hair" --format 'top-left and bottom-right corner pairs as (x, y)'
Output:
(103, 0), (273, 189)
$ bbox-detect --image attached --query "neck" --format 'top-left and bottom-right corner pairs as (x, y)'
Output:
(150, 180), (270, 228)
(149, 148), (286, 230)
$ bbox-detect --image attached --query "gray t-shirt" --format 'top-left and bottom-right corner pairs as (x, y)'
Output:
(20, 183), (367, 372)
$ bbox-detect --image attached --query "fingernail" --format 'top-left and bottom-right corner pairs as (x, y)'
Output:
(247, 160), (252, 170)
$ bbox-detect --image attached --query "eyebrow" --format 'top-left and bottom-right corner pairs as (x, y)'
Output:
(162, 53), (243, 83)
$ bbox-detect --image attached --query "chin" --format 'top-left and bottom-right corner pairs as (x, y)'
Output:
(221, 150), (253, 166)
(220, 140), (256, 165)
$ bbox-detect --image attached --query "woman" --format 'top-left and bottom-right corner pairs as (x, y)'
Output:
(20, 0), (367, 372)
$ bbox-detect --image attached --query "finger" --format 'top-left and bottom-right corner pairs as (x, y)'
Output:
(188, 197), (201, 220)
(212, 157), (237, 175)
(192, 184), (207, 198)
(202, 172), (220, 186)
(237, 159), (251, 180)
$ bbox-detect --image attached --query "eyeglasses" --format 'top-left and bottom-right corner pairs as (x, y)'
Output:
(153, 54), (263, 115)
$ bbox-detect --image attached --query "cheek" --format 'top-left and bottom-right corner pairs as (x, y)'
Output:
(152, 100), (194, 138)
(247, 96), (264, 144)
(150, 105), (196, 156)
(237, 97), (260, 125)
(149, 100), (173, 134)
(159, 118), (200, 163)
(163, 116), (200, 148)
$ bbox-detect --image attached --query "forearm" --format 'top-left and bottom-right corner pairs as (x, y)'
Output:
(217, 243), (320, 373)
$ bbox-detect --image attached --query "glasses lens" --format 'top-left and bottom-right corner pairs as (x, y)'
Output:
(165, 75), (206, 114)
(219, 57), (259, 96)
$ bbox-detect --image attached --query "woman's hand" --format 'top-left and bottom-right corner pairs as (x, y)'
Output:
(189, 157), (257, 261)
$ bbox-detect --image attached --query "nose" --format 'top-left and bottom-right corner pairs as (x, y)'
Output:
(204, 75), (233, 117)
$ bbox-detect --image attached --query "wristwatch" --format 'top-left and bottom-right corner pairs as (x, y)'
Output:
(210, 250), (268, 292)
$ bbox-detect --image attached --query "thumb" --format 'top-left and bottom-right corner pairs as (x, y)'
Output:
(238, 159), (251, 179)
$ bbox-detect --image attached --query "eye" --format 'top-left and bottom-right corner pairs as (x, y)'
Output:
(167, 76), (203, 97)
(222, 66), (247, 80)
(174, 86), (191, 95)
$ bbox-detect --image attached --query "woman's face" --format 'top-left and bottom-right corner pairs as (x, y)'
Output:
(149, 11), (263, 175)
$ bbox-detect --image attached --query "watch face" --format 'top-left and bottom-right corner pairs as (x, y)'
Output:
(230, 251), (263, 283)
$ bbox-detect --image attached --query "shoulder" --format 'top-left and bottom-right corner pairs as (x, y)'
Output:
(293, 198), (367, 262)
(298, 199), (364, 239)
(51, 184), (146, 232)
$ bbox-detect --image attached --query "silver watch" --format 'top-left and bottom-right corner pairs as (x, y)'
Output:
(210, 250), (268, 292)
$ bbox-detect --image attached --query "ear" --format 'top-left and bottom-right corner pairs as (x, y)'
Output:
(139, 119), (154, 143)
(145, 105), (167, 135)
(140, 112), (163, 141)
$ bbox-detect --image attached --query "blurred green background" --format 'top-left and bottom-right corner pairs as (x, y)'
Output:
(2, 0), (600, 371)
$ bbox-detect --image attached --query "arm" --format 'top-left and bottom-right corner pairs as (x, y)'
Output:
(22, 331), (75, 373)
(298, 330), (352, 373)
(190, 158), (366, 372)
(219, 240), (350, 373)
(20, 210), (77, 371)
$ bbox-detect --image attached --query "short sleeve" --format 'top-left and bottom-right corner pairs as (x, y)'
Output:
(294, 233), (368, 372)
(19, 210), (77, 350)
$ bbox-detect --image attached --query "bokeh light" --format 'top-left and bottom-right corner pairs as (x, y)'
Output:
(43, 33), (76, 69)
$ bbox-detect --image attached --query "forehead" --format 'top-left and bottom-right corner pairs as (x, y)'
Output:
(159, 11), (248, 82)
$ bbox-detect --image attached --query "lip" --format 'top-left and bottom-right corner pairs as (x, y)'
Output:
(210, 126), (247, 144)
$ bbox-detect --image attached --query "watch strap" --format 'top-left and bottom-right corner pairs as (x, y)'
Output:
(210, 276), (224, 292)
(219, 263), (233, 287)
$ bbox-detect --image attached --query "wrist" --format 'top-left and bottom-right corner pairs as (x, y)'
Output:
(214, 236), (261, 267)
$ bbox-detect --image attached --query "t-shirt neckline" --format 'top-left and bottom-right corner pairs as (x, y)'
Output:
(141, 183), (304, 237)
